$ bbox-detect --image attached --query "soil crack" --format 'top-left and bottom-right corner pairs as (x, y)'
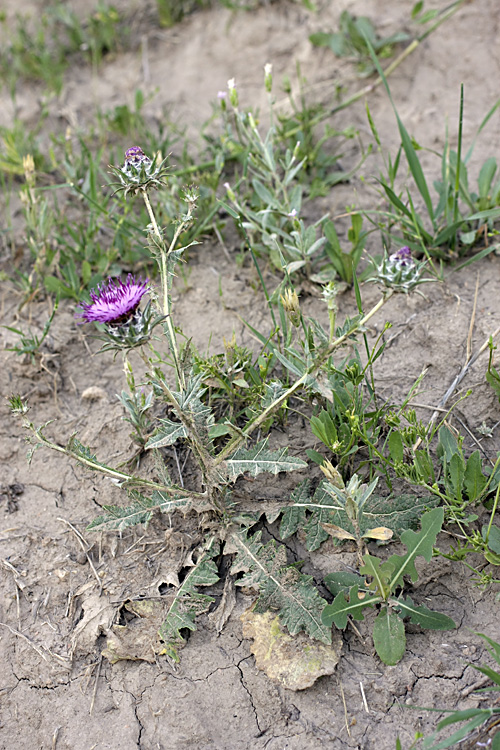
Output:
(235, 655), (266, 738)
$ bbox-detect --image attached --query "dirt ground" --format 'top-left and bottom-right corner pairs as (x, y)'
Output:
(1, 1), (500, 748)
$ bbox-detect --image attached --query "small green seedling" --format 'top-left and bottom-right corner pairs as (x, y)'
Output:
(3, 300), (58, 364)
(322, 507), (456, 665)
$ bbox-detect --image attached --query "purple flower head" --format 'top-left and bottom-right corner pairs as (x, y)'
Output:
(76, 275), (150, 325)
(389, 246), (413, 267)
(124, 146), (151, 170)
(287, 208), (298, 219)
(217, 91), (227, 100)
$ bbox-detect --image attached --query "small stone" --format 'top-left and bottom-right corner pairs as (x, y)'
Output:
(81, 386), (108, 402)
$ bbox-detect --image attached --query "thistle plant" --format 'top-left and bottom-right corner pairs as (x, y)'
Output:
(367, 245), (432, 294)
(218, 70), (364, 282)
(75, 274), (165, 352)
(10, 144), (444, 663)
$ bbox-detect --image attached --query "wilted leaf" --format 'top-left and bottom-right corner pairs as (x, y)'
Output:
(103, 599), (171, 664)
(362, 526), (393, 541)
(71, 593), (116, 652)
(321, 522), (356, 541)
(241, 606), (342, 690)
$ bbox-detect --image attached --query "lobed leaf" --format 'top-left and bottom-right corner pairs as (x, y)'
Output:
(87, 493), (154, 532)
(87, 490), (193, 532)
(394, 596), (456, 630)
(158, 540), (220, 655)
(225, 439), (307, 481)
(321, 585), (380, 630)
(280, 479), (438, 552)
(230, 530), (331, 644)
(386, 507), (444, 589)
(145, 418), (187, 449)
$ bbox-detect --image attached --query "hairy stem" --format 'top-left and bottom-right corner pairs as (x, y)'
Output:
(141, 189), (187, 388)
(24, 419), (203, 499)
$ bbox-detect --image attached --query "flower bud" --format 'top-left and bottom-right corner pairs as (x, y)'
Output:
(264, 62), (273, 93)
(369, 246), (432, 294)
(320, 460), (345, 488)
(227, 78), (238, 108)
(280, 288), (301, 327)
(109, 146), (169, 197)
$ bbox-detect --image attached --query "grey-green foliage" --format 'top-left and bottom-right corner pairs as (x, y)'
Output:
(225, 439), (307, 480)
(230, 529), (331, 644)
(87, 490), (193, 532)
(158, 539), (220, 661)
(279, 477), (438, 551)
(322, 508), (456, 665)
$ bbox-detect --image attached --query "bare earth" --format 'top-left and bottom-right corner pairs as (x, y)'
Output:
(1, 1), (500, 749)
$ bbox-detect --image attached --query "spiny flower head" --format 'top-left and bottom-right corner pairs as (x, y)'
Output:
(75, 275), (166, 352)
(76, 275), (150, 325)
(369, 246), (432, 294)
(389, 245), (413, 267)
(109, 146), (169, 197)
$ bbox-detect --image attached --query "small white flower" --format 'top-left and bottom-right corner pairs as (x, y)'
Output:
(264, 63), (272, 76)
(227, 78), (236, 90)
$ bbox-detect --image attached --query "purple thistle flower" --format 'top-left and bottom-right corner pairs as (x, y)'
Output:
(389, 246), (413, 267)
(124, 146), (151, 170)
(75, 275), (150, 325)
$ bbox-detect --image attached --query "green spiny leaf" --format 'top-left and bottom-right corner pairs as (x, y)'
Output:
(279, 479), (311, 540)
(230, 530), (331, 644)
(151, 490), (194, 514)
(173, 375), (215, 432)
(225, 439), (307, 481)
(145, 418), (187, 449)
(280, 480), (438, 552)
(158, 539), (220, 655)
(87, 491), (154, 532)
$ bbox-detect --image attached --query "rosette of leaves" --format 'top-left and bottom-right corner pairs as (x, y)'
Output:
(322, 507), (456, 665)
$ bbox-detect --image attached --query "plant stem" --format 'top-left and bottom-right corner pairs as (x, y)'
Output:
(484, 479), (500, 543)
(26, 419), (201, 498)
(141, 188), (186, 388)
(215, 289), (394, 464)
(139, 350), (216, 483)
